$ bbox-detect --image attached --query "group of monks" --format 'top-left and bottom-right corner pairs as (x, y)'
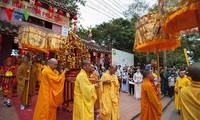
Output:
(73, 60), (120, 120)
(1, 55), (200, 120)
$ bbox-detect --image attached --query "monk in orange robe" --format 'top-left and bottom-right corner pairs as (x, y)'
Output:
(33, 58), (68, 120)
(140, 70), (162, 120)
(179, 63), (200, 120)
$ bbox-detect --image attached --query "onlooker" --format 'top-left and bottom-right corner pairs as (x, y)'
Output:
(168, 73), (175, 98)
(133, 68), (143, 100)
(121, 68), (129, 93)
(128, 68), (134, 95)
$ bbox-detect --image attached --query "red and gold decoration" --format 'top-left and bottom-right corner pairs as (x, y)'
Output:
(35, 1), (42, 14)
(48, 6), (54, 19)
(163, 0), (200, 34)
(2, 0), (9, 4)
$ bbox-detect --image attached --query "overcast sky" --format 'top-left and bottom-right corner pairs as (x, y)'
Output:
(78, 0), (157, 28)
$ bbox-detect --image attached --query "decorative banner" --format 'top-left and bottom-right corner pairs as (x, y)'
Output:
(5, 8), (12, 20)
(13, 9), (23, 20)
(22, 8), (30, 21)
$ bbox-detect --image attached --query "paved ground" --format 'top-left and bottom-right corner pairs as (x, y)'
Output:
(0, 91), (173, 120)
(164, 101), (180, 120)
(0, 92), (19, 120)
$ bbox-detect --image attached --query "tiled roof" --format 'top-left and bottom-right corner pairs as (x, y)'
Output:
(82, 39), (111, 54)
(41, 0), (77, 17)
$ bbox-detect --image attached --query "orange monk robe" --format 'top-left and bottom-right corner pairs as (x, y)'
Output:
(99, 72), (120, 120)
(89, 71), (100, 111)
(33, 66), (65, 120)
(180, 81), (200, 120)
(73, 69), (97, 120)
(174, 77), (191, 110)
(37, 64), (47, 84)
(140, 78), (162, 120)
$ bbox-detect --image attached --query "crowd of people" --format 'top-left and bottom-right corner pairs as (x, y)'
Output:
(0, 56), (200, 120)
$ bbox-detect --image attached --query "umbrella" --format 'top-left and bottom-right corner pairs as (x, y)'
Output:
(134, 11), (181, 97)
(163, 0), (200, 34)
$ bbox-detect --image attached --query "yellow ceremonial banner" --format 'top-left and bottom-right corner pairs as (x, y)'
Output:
(47, 33), (67, 53)
(134, 11), (180, 53)
(18, 26), (48, 52)
(183, 48), (190, 66)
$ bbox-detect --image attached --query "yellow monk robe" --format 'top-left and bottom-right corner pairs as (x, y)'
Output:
(17, 62), (33, 105)
(89, 71), (100, 111)
(140, 78), (162, 120)
(33, 66), (65, 120)
(73, 69), (97, 120)
(174, 77), (191, 110)
(180, 81), (200, 120)
(99, 72), (120, 120)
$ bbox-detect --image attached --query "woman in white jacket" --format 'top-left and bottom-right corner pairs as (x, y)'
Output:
(133, 68), (143, 100)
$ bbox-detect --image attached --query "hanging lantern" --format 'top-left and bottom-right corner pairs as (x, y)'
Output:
(73, 22), (77, 26)
(73, 16), (78, 20)
(20, 49), (25, 57)
(17, 1), (22, 8)
(57, 10), (63, 21)
(3, 0), (8, 4)
(73, 27), (76, 32)
(48, 6), (54, 19)
(46, 52), (50, 59)
(35, 1), (42, 14)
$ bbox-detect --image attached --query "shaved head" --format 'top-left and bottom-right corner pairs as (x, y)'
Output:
(188, 62), (200, 81)
(81, 60), (91, 73)
(81, 60), (90, 68)
(109, 65), (117, 75)
(48, 58), (58, 70)
(48, 58), (58, 64)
